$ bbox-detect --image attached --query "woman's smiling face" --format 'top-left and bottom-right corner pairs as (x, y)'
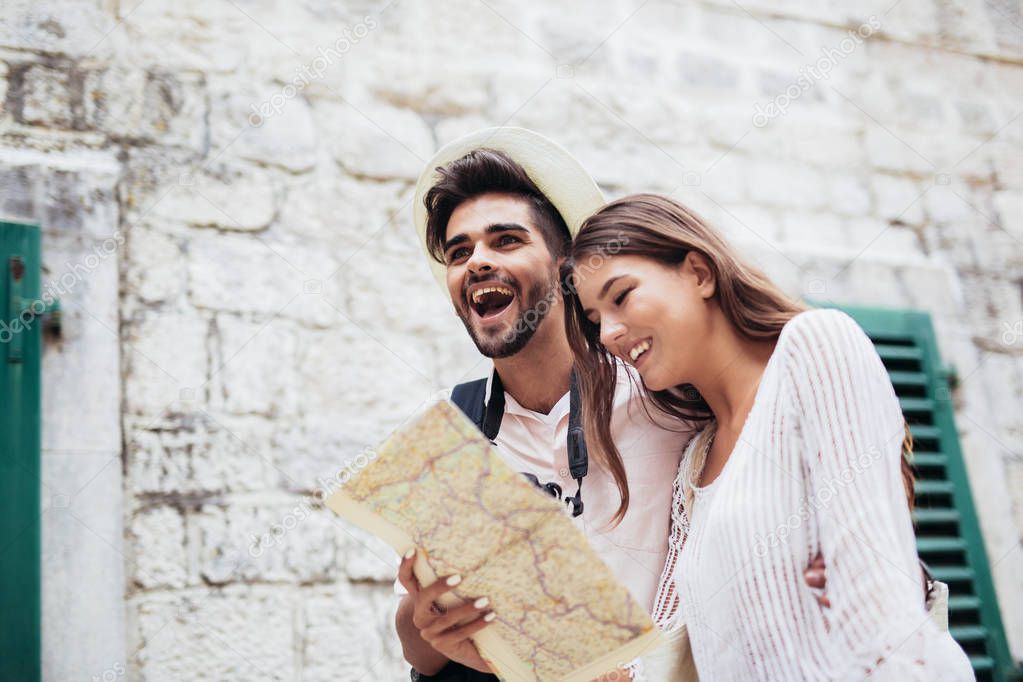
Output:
(574, 252), (716, 391)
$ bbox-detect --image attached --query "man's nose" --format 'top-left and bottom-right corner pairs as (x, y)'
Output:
(466, 245), (496, 274)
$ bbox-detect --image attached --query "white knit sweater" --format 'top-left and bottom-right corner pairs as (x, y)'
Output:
(651, 309), (973, 681)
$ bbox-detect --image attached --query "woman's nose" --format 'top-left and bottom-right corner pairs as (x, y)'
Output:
(599, 319), (625, 350)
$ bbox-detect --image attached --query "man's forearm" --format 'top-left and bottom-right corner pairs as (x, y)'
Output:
(396, 595), (450, 675)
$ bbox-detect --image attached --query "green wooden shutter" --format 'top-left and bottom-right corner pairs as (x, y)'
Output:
(825, 303), (1016, 681)
(1, 220), (44, 681)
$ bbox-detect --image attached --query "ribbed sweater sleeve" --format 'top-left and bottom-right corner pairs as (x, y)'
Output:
(785, 309), (935, 679)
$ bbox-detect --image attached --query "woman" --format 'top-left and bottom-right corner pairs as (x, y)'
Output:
(561, 194), (972, 680)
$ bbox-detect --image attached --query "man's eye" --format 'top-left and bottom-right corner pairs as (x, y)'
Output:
(496, 235), (520, 246)
(448, 247), (470, 262)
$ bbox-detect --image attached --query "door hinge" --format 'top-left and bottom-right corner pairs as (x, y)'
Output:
(5, 255), (61, 363)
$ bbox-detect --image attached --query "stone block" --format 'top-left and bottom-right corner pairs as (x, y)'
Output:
(83, 68), (208, 151)
(133, 586), (294, 681)
(294, 323), (436, 450)
(677, 51), (741, 90)
(210, 314), (298, 418)
(186, 232), (302, 317)
(126, 413), (277, 496)
(925, 183), (982, 224)
(864, 126), (936, 174)
(129, 506), (188, 589)
(367, 55), (490, 116)
(780, 211), (846, 251)
(194, 502), (339, 585)
(845, 218), (927, 263)
(315, 99), (434, 181)
(0, 1), (114, 58)
(994, 191), (1023, 241)
(827, 172), (872, 217)
(337, 521), (399, 583)
(339, 226), (456, 338)
(125, 226), (185, 306)
(745, 159), (826, 210)
(123, 311), (209, 416)
(17, 63), (74, 128)
(150, 162), (279, 232)
(301, 583), (406, 682)
(871, 173), (926, 225)
(210, 83), (318, 173)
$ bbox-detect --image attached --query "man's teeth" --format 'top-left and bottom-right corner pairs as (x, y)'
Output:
(629, 340), (651, 362)
(471, 286), (514, 304)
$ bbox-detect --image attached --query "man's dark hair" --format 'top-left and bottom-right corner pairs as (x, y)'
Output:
(423, 148), (571, 264)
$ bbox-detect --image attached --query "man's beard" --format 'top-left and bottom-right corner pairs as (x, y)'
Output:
(457, 273), (559, 359)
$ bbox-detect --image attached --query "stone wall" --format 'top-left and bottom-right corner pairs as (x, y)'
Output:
(1, 0), (1022, 678)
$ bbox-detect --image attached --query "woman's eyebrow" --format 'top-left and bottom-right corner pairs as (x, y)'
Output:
(598, 275), (625, 300)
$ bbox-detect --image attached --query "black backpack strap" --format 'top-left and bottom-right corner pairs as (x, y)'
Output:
(450, 371), (504, 441)
(450, 378), (488, 432)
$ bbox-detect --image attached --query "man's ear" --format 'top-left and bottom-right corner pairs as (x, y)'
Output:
(682, 252), (716, 299)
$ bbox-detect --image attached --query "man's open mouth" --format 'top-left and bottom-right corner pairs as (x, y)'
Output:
(469, 285), (516, 320)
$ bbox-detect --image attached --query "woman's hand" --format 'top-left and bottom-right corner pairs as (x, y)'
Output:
(397, 550), (495, 673)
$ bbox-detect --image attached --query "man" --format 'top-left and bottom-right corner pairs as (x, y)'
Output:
(397, 129), (688, 679)
(394, 129), (847, 679)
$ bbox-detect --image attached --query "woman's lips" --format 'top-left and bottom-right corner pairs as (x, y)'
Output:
(630, 339), (653, 369)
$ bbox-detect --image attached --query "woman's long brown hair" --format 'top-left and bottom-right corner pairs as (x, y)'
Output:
(561, 194), (915, 526)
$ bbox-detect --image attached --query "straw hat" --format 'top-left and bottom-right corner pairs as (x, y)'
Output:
(412, 127), (605, 298)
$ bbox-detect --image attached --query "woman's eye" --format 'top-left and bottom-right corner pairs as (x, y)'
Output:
(614, 287), (633, 306)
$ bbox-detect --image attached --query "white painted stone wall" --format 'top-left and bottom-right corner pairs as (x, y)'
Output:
(1, 0), (1022, 678)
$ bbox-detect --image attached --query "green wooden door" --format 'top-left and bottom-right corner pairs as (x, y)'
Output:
(830, 303), (1016, 681)
(1, 220), (42, 682)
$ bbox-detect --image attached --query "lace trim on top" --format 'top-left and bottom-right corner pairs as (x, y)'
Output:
(651, 425), (715, 631)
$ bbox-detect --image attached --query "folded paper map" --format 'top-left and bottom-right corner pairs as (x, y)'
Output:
(325, 399), (663, 681)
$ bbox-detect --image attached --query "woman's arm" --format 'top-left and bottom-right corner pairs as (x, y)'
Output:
(786, 309), (935, 678)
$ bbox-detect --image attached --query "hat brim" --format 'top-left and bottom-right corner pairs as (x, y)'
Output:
(413, 127), (606, 299)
